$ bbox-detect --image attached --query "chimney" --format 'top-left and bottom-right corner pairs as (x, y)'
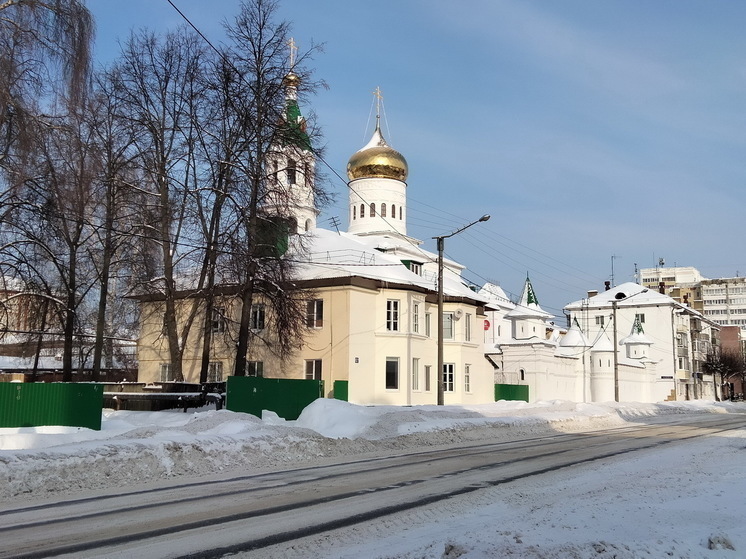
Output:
(604, 281), (611, 291)
(659, 281), (665, 294)
(587, 290), (598, 299)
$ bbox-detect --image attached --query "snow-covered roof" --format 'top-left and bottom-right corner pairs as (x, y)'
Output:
(565, 282), (674, 310)
(478, 283), (515, 312)
(294, 228), (487, 303)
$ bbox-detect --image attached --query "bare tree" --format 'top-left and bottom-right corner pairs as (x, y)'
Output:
(0, 0), (93, 169)
(110, 27), (212, 382)
(703, 348), (745, 401)
(221, 0), (325, 377)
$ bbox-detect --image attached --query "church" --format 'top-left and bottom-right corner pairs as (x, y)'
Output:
(136, 69), (495, 406)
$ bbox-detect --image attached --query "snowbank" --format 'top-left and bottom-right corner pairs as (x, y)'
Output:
(0, 398), (738, 502)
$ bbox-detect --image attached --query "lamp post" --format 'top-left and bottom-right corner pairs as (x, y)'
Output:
(433, 214), (490, 405)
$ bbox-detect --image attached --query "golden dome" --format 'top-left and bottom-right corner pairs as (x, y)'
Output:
(347, 127), (408, 182)
(282, 71), (301, 88)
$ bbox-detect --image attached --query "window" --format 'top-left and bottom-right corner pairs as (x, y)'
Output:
(386, 299), (400, 331)
(370, 203), (376, 217)
(303, 162), (311, 186)
(211, 307), (226, 333)
(246, 361), (264, 377)
(409, 262), (422, 275)
(595, 315), (605, 326)
(250, 304), (265, 330)
(381, 203), (387, 217)
(465, 313), (472, 341)
(305, 359), (322, 380)
(464, 364), (471, 392)
(424, 365), (432, 392)
(443, 312), (454, 339)
(412, 303), (420, 333)
(207, 362), (223, 382)
(443, 363), (455, 392)
(425, 313), (431, 337)
(360, 204), (365, 218)
(287, 158), (296, 184)
(386, 357), (399, 389)
(391, 204), (396, 218)
(635, 313), (645, 323)
(160, 363), (174, 382)
(412, 358), (420, 391)
(353, 206), (356, 220)
(520, 368), (525, 381)
(306, 299), (323, 328)
(399, 206), (402, 220)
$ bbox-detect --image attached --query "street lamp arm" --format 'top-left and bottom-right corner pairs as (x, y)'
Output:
(433, 214), (490, 241)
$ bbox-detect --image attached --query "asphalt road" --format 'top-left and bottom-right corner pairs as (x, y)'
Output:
(1, 413), (743, 559)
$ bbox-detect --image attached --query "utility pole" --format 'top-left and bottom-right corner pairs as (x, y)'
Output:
(434, 214), (490, 405)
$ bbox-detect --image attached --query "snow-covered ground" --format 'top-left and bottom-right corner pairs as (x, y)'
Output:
(1, 399), (744, 558)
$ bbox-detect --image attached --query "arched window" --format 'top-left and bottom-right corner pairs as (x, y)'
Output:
(399, 206), (403, 220)
(391, 204), (396, 219)
(360, 204), (365, 218)
(520, 368), (525, 381)
(353, 206), (356, 220)
(370, 203), (376, 217)
(287, 158), (296, 185)
(305, 219), (312, 232)
(381, 203), (387, 217)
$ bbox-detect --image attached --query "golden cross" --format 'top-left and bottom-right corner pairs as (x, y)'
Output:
(373, 86), (383, 118)
(288, 37), (297, 67)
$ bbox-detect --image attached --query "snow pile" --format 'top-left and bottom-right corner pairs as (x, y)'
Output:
(0, 398), (737, 502)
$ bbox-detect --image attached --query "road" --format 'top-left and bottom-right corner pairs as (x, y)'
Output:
(1, 413), (743, 559)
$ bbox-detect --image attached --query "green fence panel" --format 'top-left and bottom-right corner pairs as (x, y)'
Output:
(333, 380), (348, 402)
(494, 383), (529, 402)
(226, 376), (324, 420)
(0, 383), (103, 430)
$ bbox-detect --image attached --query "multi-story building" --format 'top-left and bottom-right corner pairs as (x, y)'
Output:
(136, 76), (495, 406)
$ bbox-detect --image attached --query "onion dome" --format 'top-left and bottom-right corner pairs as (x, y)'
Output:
(347, 125), (408, 182)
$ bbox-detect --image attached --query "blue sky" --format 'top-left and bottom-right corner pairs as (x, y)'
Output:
(88, 0), (746, 317)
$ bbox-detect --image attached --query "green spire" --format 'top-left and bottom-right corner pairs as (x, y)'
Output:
(632, 314), (645, 334)
(279, 98), (311, 151)
(525, 274), (539, 306)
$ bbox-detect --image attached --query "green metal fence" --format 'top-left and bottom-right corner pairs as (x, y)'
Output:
(0, 383), (104, 430)
(494, 383), (529, 402)
(226, 376), (324, 420)
(333, 380), (348, 402)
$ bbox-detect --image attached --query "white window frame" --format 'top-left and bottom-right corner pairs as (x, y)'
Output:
(464, 363), (471, 393)
(443, 312), (454, 340)
(443, 363), (455, 392)
(424, 365), (432, 392)
(386, 299), (400, 331)
(465, 313), (472, 341)
(211, 306), (226, 333)
(306, 299), (323, 328)
(246, 361), (264, 377)
(159, 363), (174, 382)
(413, 303), (420, 334)
(207, 361), (224, 382)
(425, 313), (431, 337)
(386, 357), (399, 390)
(412, 358), (420, 391)
(305, 359), (322, 380)
(250, 304), (266, 331)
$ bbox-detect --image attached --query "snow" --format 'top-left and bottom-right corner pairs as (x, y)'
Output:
(1, 398), (744, 558)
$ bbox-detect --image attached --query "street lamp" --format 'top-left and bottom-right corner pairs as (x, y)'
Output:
(433, 214), (490, 405)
